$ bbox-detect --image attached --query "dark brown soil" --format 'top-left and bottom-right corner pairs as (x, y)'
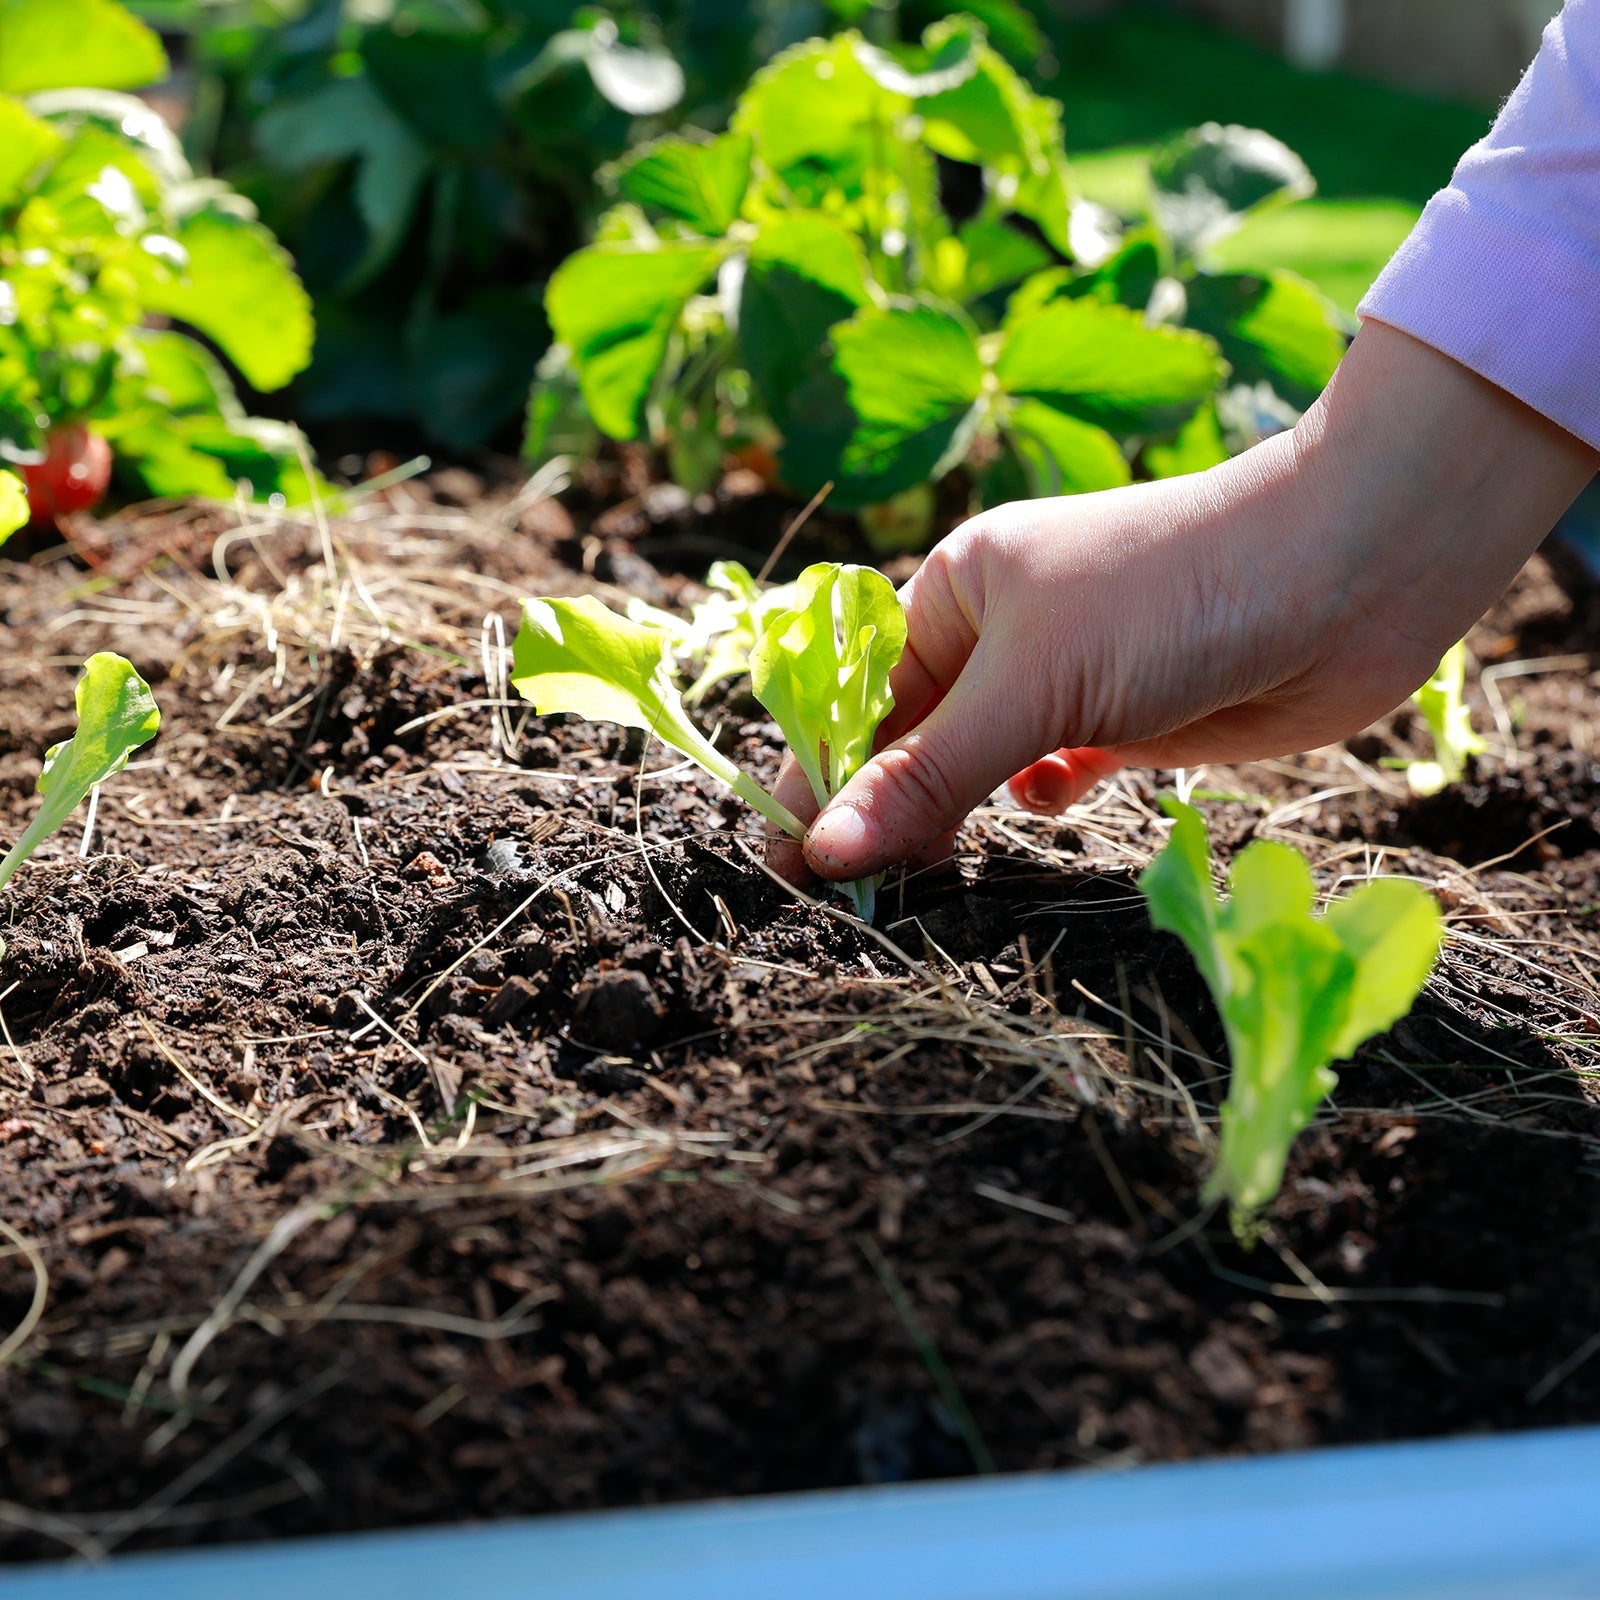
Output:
(2, 481), (1599, 1563)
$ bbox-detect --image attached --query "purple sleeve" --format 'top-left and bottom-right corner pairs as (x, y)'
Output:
(1358, 0), (1600, 449)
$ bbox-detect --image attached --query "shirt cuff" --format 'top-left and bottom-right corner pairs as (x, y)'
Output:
(1359, 187), (1600, 452)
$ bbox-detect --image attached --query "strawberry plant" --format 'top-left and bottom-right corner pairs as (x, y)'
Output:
(1140, 798), (1441, 1241)
(529, 23), (1346, 526)
(531, 21), (1227, 513)
(512, 561), (903, 918)
(0, 651), (160, 961)
(0, 0), (315, 516)
(1041, 122), (1349, 476)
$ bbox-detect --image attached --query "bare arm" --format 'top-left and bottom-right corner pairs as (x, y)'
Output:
(771, 321), (1597, 884)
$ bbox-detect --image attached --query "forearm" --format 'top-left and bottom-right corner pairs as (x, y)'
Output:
(1290, 320), (1598, 667)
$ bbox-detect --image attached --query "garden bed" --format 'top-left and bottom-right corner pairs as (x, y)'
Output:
(2, 476), (1599, 1563)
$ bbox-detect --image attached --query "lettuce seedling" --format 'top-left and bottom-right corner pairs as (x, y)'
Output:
(1140, 799), (1441, 1241)
(629, 561), (799, 705)
(749, 563), (905, 918)
(0, 652), (161, 959)
(511, 593), (804, 840)
(1401, 641), (1485, 797)
(511, 561), (905, 918)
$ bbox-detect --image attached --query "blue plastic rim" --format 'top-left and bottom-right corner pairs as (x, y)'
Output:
(4, 1425), (1600, 1600)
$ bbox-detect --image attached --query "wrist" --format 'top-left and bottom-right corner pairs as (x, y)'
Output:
(1290, 320), (1596, 660)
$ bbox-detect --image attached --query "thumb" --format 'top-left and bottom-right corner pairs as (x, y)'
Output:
(804, 652), (1055, 880)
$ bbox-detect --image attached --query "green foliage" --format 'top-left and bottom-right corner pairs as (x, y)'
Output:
(510, 592), (803, 838)
(658, 559), (799, 705)
(152, 0), (829, 449)
(1026, 122), (1348, 474)
(1140, 798), (1441, 1239)
(749, 563), (904, 917)
(0, 467), (24, 542)
(0, 652), (160, 959)
(0, 0), (166, 95)
(511, 561), (906, 918)
(535, 20), (1264, 517)
(1401, 641), (1486, 797)
(0, 0), (315, 503)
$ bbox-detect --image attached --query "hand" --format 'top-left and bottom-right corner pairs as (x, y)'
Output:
(770, 321), (1597, 886)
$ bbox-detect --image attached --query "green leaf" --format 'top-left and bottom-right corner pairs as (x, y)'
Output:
(1405, 640), (1485, 796)
(681, 561), (798, 704)
(0, 0), (167, 94)
(1323, 879), (1443, 1058)
(0, 94), (60, 204)
(253, 78), (430, 288)
(732, 35), (895, 195)
(122, 327), (243, 419)
(1143, 401), (1229, 480)
(748, 562), (906, 919)
(1004, 398), (1130, 497)
(523, 343), (599, 466)
(29, 88), (188, 190)
(546, 239), (725, 440)
(826, 305), (986, 501)
(144, 211), (313, 392)
(917, 25), (1034, 166)
(737, 214), (868, 429)
(362, 27), (500, 154)
(949, 218), (1051, 302)
(997, 297), (1223, 434)
(1150, 123), (1315, 258)
(854, 20), (981, 100)
(1183, 269), (1346, 408)
(0, 654), (160, 964)
(511, 595), (800, 837)
(614, 133), (752, 235)
(1140, 797), (1441, 1234)
(0, 468), (26, 543)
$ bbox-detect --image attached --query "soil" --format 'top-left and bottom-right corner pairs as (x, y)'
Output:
(2, 469), (1600, 1563)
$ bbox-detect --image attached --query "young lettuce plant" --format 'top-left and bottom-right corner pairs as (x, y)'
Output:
(0, 652), (160, 960)
(628, 559), (798, 704)
(1139, 798), (1441, 1242)
(511, 561), (904, 918)
(1398, 641), (1485, 797)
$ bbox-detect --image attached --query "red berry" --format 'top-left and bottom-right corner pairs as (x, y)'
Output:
(21, 425), (113, 525)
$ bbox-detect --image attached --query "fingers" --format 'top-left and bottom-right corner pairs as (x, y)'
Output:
(765, 751), (822, 887)
(1008, 746), (1124, 813)
(804, 642), (1054, 880)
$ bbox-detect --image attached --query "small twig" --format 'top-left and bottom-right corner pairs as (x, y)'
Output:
(755, 480), (833, 584)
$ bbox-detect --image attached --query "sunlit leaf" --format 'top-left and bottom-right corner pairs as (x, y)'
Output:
(144, 210), (314, 392)
(545, 239), (725, 439)
(1184, 268), (1346, 408)
(0, 469), (26, 544)
(0, 95), (59, 204)
(614, 132), (752, 235)
(511, 595), (800, 836)
(0, 0), (167, 94)
(825, 305), (986, 500)
(997, 297), (1223, 434)
(1140, 798), (1441, 1236)
(0, 654), (161, 961)
(1004, 398), (1130, 496)
(1150, 122), (1315, 258)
